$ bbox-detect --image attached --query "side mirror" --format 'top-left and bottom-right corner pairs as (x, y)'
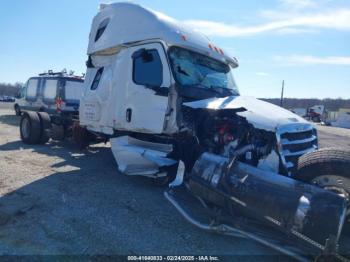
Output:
(141, 51), (154, 63)
(145, 85), (169, 97)
(132, 48), (154, 63)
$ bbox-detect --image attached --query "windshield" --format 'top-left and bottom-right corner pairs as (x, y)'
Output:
(169, 47), (239, 95)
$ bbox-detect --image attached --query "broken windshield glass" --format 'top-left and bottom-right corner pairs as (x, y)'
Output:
(169, 47), (239, 96)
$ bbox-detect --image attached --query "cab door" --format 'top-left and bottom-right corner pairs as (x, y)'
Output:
(123, 43), (171, 134)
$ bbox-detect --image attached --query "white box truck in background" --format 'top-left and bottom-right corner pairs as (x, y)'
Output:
(18, 3), (350, 260)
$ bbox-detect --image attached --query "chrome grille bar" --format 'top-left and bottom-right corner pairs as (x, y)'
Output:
(276, 124), (318, 175)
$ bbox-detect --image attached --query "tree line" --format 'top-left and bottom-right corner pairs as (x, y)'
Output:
(262, 98), (350, 111)
(1, 82), (349, 111)
(0, 82), (23, 97)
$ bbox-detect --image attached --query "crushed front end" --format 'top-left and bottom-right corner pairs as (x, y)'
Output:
(164, 96), (348, 260)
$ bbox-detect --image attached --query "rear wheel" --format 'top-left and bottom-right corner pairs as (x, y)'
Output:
(37, 112), (51, 144)
(51, 124), (65, 141)
(72, 123), (92, 149)
(20, 112), (41, 144)
(296, 148), (350, 234)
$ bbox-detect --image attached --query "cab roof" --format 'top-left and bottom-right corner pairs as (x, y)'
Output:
(88, 2), (238, 67)
(35, 71), (84, 81)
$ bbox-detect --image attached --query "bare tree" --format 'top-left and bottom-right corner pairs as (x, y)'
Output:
(0, 82), (23, 97)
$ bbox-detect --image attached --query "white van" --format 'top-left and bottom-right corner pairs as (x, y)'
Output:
(14, 71), (84, 116)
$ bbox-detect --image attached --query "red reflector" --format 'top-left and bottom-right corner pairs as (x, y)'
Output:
(55, 97), (63, 112)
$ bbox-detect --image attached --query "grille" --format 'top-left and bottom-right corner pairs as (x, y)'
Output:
(277, 125), (318, 175)
(280, 129), (314, 141)
(282, 140), (315, 153)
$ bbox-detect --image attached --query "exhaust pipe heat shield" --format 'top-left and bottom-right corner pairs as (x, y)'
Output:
(189, 153), (347, 253)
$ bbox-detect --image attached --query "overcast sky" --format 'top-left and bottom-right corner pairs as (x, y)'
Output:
(0, 0), (349, 98)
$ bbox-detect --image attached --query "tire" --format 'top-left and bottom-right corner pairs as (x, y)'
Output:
(296, 148), (350, 234)
(312, 116), (321, 122)
(14, 104), (21, 116)
(37, 112), (51, 144)
(72, 123), (91, 149)
(20, 112), (41, 144)
(51, 124), (65, 141)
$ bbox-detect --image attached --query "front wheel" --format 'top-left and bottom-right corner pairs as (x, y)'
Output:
(296, 148), (350, 233)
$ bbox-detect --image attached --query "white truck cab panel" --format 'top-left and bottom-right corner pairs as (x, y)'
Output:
(117, 43), (171, 133)
(80, 42), (172, 135)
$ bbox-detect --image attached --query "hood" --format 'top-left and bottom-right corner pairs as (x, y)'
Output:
(183, 96), (311, 132)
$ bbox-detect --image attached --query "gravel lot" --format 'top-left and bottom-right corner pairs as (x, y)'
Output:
(0, 102), (349, 259)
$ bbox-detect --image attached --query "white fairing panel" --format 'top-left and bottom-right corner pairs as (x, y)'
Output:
(111, 136), (177, 176)
(88, 2), (237, 66)
(79, 53), (118, 134)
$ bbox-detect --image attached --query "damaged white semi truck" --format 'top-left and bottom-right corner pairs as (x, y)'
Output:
(19, 3), (350, 260)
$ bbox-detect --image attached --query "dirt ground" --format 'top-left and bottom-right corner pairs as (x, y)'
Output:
(317, 124), (350, 149)
(0, 102), (349, 259)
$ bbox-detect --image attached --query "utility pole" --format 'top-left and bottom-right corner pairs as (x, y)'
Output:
(280, 80), (285, 107)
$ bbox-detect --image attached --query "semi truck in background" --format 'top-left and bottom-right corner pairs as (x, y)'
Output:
(14, 70), (84, 116)
(305, 105), (325, 123)
(16, 70), (84, 142)
(18, 3), (350, 260)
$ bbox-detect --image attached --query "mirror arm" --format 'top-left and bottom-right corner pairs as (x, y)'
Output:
(145, 85), (169, 97)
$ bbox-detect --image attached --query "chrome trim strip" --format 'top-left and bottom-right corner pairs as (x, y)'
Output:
(282, 145), (318, 157)
(277, 124), (314, 134)
(281, 135), (317, 145)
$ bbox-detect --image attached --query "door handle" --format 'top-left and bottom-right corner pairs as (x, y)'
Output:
(126, 108), (132, 122)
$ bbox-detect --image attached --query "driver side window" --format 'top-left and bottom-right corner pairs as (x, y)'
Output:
(132, 49), (163, 87)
